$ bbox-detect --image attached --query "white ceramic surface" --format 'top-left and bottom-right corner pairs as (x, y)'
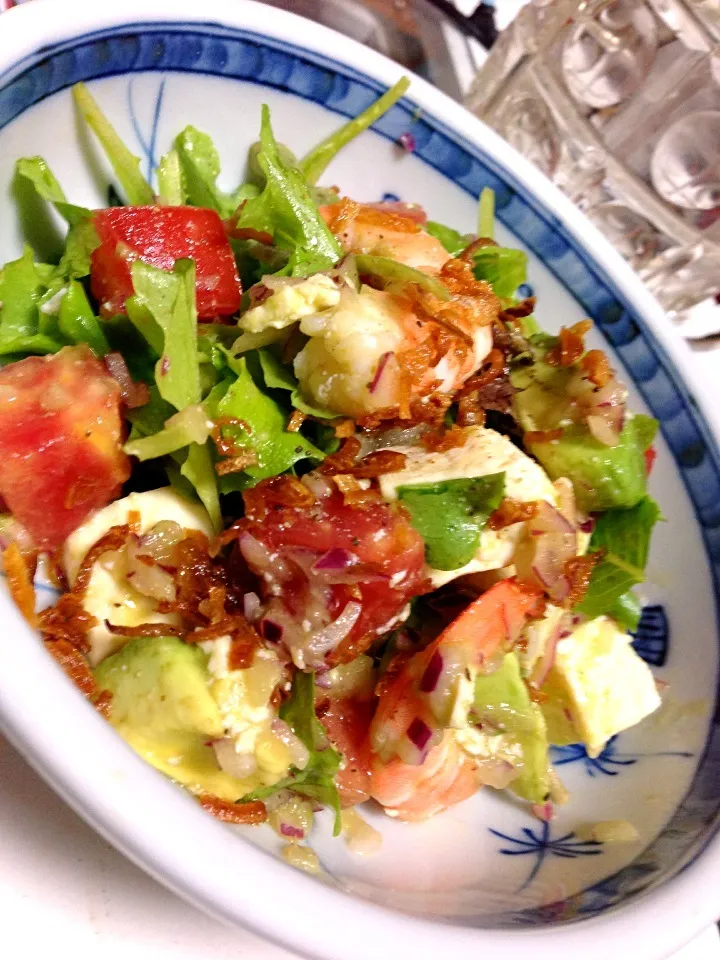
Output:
(0, 2), (718, 958)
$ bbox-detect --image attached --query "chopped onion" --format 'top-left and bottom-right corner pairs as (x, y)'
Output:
(529, 613), (570, 689)
(212, 738), (257, 779)
(515, 502), (577, 604)
(272, 719), (310, 770)
(307, 601), (362, 657)
(167, 404), (213, 446)
(138, 521), (184, 565)
(419, 650), (444, 694)
(104, 351), (150, 409)
(368, 351), (393, 394)
(279, 823), (305, 839)
(475, 757), (518, 790)
(407, 717), (432, 752)
(243, 591), (262, 622)
(301, 473), (334, 499)
(587, 414), (620, 447)
(532, 801), (555, 822)
(260, 618), (284, 643)
(126, 537), (177, 602)
(313, 548), (358, 572)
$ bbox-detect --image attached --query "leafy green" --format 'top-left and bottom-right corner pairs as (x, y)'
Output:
(425, 221), (466, 256)
(126, 385), (175, 440)
(473, 652), (550, 804)
(128, 259), (220, 529)
(58, 280), (109, 356)
(472, 246), (528, 300)
(256, 347), (336, 419)
(241, 671), (342, 834)
(180, 441), (222, 533)
(355, 254), (450, 301)
(130, 260), (201, 410)
(15, 156), (90, 225)
(174, 126), (247, 218)
(604, 590), (642, 632)
(398, 473), (505, 570)
(123, 406), (207, 460)
(156, 148), (185, 206)
(0, 246), (65, 355)
(299, 76), (410, 185)
(526, 415), (658, 513)
(210, 355), (324, 485)
(125, 296), (165, 357)
(234, 106), (342, 277)
(575, 496), (661, 622)
(477, 187), (495, 240)
(72, 82), (154, 206)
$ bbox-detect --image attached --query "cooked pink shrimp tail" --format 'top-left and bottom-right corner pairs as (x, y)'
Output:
(369, 579), (544, 820)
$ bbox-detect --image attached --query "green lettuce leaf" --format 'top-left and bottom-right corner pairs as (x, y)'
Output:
(241, 671), (342, 834)
(604, 589), (643, 632)
(234, 106), (342, 277)
(425, 221), (466, 256)
(58, 280), (109, 356)
(209, 355), (323, 485)
(472, 246), (528, 300)
(174, 126), (250, 218)
(123, 405), (208, 460)
(575, 496), (661, 621)
(180, 441), (222, 533)
(477, 187), (495, 239)
(398, 473), (506, 570)
(126, 385), (175, 440)
(130, 259), (201, 410)
(299, 76), (410, 185)
(256, 348), (336, 419)
(72, 82), (154, 206)
(0, 246), (65, 355)
(15, 156), (91, 226)
(156, 148), (185, 206)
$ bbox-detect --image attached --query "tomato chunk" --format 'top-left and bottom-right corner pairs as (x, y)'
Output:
(90, 206), (242, 320)
(238, 476), (427, 667)
(644, 445), (656, 476)
(0, 346), (130, 549)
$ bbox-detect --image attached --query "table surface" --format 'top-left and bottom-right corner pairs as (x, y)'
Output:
(0, 1), (718, 957)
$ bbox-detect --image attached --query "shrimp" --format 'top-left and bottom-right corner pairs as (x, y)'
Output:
(320, 199), (450, 272)
(293, 257), (499, 421)
(370, 731), (480, 821)
(369, 579), (544, 820)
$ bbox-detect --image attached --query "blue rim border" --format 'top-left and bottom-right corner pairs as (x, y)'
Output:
(0, 19), (718, 926)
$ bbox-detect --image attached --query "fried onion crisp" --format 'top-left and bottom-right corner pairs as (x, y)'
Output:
(44, 638), (112, 716)
(546, 320), (593, 367)
(565, 551), (604, 605)
(198, 794), (267, 825)
(3, 542), (36, 625)
(488, 498), (539, 530)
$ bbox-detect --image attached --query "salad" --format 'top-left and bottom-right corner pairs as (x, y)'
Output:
(0, 79), (663, 863)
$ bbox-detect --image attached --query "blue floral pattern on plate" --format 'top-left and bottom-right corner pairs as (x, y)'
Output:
(490, 822), (603, 891)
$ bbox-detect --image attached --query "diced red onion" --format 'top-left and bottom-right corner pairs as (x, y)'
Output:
(407, 717), (432, 752)
(279, 823), (305, 839)
(397, 131), (416, 152)
(419, 650), (444, 694)
(475, 757), (518, 790)
(212, 738), (257, 779)
(368, 351), (393, 394)
(105, 352), (150, 409)
(529, 614), (568, 689)
(516, 501), (577, 604)
(579, 517), (595, 534)
(243, 591), (261, 622)
(532, 801), (555, 822)
(260, 618), (284, 642)
(307, 601), (362, 656)
(313, 548), (358, 572)
(587, 414), (620, 447)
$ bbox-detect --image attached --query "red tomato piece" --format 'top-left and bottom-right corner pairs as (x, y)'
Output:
(318, 696), (374, 806)
(239, 478), (427, 666)
(644, 445), (656, 476)
(90, 206), (242, 320)
(0, 346), (130, 550)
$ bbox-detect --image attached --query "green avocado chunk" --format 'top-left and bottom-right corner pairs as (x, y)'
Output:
(525, 416), (656, 513)
(94, 636), (254, 800)
(473, 652), (550, 804)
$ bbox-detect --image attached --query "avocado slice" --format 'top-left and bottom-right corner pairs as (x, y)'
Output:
(472, 652), (550, 804)
(95, 635), (257, 800)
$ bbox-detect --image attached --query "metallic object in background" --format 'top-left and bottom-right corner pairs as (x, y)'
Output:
(465, 0), (720, 322)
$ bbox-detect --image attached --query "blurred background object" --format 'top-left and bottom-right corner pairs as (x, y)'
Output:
(464, 0), (720, 324)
